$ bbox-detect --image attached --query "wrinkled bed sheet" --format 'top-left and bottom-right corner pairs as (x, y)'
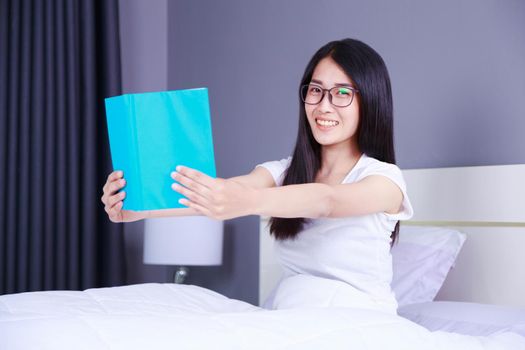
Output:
(0, 283), (524, 350)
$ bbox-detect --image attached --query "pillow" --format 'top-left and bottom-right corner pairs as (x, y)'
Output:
(391, 226), (467, 307)
(398, 301), (525, 337)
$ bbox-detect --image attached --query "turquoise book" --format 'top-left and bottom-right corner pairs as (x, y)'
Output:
(104, 88), (216, 211)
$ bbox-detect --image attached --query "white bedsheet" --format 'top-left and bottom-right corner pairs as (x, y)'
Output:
(1, 283), (524, 350)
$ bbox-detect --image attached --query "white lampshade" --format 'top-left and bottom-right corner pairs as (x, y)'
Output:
(143, 216), (223, 266)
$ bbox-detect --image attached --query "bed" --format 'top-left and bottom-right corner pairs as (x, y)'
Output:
(1, 164), (525, 349)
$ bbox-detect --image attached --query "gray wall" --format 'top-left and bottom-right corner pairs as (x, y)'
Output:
(168, 0), (525, 305)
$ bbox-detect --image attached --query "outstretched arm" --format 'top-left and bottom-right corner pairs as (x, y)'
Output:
(171, 166), (404, 220)
(255, 175), (403, 218)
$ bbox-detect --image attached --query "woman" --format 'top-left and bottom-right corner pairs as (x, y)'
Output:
(101, 38), (413, 314)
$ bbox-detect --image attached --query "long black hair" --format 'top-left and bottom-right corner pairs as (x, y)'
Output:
(269, 38), (400, 246)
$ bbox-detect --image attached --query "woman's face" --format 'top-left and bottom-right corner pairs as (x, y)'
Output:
(304, 56), (360, 149)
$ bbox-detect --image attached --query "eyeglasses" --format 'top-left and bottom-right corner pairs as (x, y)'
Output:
(300, 84), (359, 107)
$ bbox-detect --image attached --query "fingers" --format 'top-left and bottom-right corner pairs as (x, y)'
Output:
(171, 170), (211, 199)
(171, 182), (209, 207)
(108, 191), (126, 209)
(110, 179), (126, 193)
(101, 171), (131, 223)
(104, 190), (125, 211)
(174, 166), (215, 188)
(105, 190), (125, 220)
(107, 170), (123, 183)
(101, 172), (126, 206)
(108, 202), (123, 222)
(103, 171), (123, 191)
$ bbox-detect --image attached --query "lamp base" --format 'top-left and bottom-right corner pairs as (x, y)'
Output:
(173, 266), (189, 284)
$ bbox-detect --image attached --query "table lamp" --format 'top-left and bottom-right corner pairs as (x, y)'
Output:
(143, 216), (224, 283)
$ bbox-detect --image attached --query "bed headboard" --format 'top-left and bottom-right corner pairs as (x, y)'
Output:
(259, 164), (525, 307)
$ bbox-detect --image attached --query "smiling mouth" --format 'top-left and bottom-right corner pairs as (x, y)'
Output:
(315, 118), (339, 127)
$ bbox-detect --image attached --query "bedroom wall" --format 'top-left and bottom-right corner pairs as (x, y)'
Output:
(166, 0), (525, 305)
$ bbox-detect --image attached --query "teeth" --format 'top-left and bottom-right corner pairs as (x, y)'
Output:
(316, 119), (339, 127)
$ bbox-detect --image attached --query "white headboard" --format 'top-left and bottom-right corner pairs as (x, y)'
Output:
(259, 164), (525, 307)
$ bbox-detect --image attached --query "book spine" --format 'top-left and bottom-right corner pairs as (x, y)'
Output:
(129, 94), (143, 210)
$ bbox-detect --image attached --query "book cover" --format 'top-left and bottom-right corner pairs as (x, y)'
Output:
(104, 88), (216, 211)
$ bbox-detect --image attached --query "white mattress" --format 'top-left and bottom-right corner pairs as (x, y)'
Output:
(1, 283), (524, 350)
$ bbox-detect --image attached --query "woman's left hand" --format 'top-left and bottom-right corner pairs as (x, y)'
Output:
(170, 166), (258, 220)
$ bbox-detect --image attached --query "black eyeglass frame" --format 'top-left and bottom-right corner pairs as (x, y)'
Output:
(300, 84), (359, 108)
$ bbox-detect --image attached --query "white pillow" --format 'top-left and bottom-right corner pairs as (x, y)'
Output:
(391, 226), (467, 307)
(398, 301), (525, 337)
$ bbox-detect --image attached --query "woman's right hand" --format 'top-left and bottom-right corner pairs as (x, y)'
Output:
(101, 171), (146, 223)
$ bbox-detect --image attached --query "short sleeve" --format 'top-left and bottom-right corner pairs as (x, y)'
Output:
(358, 162), (414, 221)
(255, 156), (292, 187)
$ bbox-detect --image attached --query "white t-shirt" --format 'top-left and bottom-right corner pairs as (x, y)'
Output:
(256, 153), (414, 314)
